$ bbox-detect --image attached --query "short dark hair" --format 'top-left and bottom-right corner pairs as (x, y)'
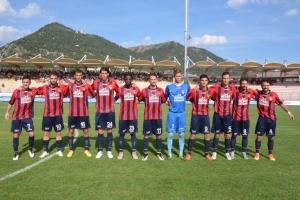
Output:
(222, 71), (230, 77)
(239, 78), (248, 84)
(261, 79), (270, 85)
(149, 73), (157, 78)
(22, 76), (31, 81)
(199, 74), (209, 82)
(50, 71), (58, 77)
(100, 67), (110, 73)
(124, 73), (133, 79)
(75, 69), (83, 74)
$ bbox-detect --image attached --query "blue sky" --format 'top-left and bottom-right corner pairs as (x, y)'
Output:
(0, 0), (299, 64)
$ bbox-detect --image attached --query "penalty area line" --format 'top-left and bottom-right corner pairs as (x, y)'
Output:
(0, 123), (79, 182)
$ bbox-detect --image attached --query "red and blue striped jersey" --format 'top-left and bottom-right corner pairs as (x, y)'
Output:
(119, 85), (141, 120)
(91, 79), (119, 113)
(187, 88), (213, 116)
(37, 84), (67, 117)
(65, 83), (95, 117)
(9, 88), (37, 120)
(139, 86), (166, 120)
(232, 88), (257, 121)
(211, 84), (236, 116)
(255, 90), (283, 121)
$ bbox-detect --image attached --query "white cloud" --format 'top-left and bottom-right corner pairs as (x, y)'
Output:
(191, 35), (228, 46)
(285, 9), (298, 16)
(0, 0), (17, 19)
(227, 0), (248, 8)
(18, 3), (41, 19)
(0, 25), (31, 45)
(121, 41), (135, 47)
(225, 20), (234, 24)
(142, 36), (151, 42)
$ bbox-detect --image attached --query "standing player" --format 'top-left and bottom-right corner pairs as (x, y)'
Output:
(5, 76), (37, 160)
(253, 79), (294, 161)
(38, 72), (67, 158)
(92, 67), (119, 159)
(165, 69), (190, 160)
(230, 78), (256, 159)
(211, 72), (236, 160)
(139, 74), (166, 161)
(65, 70), (95, 158)
(116, 73), (140, 160)
(185, 74), (213, 161)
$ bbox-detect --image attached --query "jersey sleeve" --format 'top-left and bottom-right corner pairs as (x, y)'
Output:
(160, 88), (167, 103)
(86, 84), (96, 98)
(114, 82), (120, 99)
(274, 92), (283, 105)
(135, 87), (141, 98)
(164, 85), (170, 100)
(35, 86), (44, 95)
(187, 89), (195, 102)
(138, 89), (145, 102)
(9, 90), (17, 105)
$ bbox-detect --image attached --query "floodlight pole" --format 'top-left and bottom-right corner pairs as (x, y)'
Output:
(184, 0), (189, 84)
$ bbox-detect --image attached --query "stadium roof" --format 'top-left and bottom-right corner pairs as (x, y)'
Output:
(130, 60), (154, 70)
(217, 61), (239, 71)
(155, 60), (179, 70)
(188, 60), (216, 71)
(235, 61), (262, 72)
(1, 57), (27, 67)
(54, 58), (78, 67)
(105, 59), (129, 67)
(79, 59), (104, 68)
(28, 58), (53, 68)
(281, 63), (300, 72)
(261, 62), (285, 72)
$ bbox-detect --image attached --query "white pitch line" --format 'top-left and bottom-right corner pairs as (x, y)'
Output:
(0, 124), (79, 182)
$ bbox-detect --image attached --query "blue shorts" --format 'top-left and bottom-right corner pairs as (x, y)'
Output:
(95, 112), (116, 130)
(211, 113), (232, 134)
(68, 116), (91, 130)
(42, 116), (64, 132)
(119, 120), (138, 134)
(232, 120), (249, 136)
(255, 116), (276, 136)
(190, 115), (210, 134)
(166, 112), (186, 133)
(11, 118), (34, 134)
(143, 120), (162, 135)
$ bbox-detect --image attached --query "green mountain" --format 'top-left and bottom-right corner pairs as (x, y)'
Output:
(0, 22), (227, 75)
(0, 22), (133, 60)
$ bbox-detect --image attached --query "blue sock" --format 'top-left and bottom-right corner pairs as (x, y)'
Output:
(167, 132), (174, 155)
(68, 136), (74, 150)
(119, 134), (125, 152)
(231, 136), (236, 151)
(98, 134), (104, 151)
(242, 137), (248, 152)
(204, 139), (210, 156)
(255, 139), (261, 153)
(225, 138), (230, 153)
(107, 133), (113, 151)
(28, 136), (34, 151)
(178, 132), (184, 156)
(143, 137), (149, 154)
(213, 137), (219, 152)
(268, 139), (274, 154)
(13, 137), (19, 153)
(43, 140), (49, 152)
(130, 134), (137, 152)
(84, 137), (89, 150)
(156, 138), (162, 153)
(56, 140), (62, 151)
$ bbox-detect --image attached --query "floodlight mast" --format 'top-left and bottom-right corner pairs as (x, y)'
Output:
(184, 0), (189, 84)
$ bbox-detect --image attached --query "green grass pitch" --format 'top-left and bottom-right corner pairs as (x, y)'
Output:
(0, 102), (299, 199)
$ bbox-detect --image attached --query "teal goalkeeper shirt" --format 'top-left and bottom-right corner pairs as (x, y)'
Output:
(165, 83), (190, 113)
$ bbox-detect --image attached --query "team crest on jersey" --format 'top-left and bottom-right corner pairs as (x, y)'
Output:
(269, 97), (272, 101)
(181, 90), (185, 95)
